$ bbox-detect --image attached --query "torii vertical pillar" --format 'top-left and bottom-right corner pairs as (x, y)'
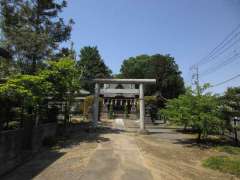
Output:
(93, 83), (100, 128)
(139, 83), (145, 131)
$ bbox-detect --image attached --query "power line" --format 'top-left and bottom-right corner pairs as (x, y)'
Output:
(190, 23), (240, 69)
(211, 74), (240, 87)
(201, 52), (240, 77)
(203, 36), (240, 65)
(195, 24), (240, 67)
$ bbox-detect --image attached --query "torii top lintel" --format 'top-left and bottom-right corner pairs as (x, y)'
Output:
(93, 79), (156, 84)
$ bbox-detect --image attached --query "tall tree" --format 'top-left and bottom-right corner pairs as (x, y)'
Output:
(0, 47), (17, 78)
(54, 42), (76, 60)
(120, 54), (185, 99)
(77, 46), (112, 93)
(40, 57), (82, 128)
(161, 85), (222, 141)
(0, 0), (73, 74)
(222, 87), (240, 144)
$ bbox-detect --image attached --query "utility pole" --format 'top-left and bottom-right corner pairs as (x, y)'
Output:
(190, 65), (200, 96)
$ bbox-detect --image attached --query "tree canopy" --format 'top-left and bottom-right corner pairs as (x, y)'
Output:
(119, 54), (185, 99)
(161, 85), (222, 141)
(0, 0), (73, 74)
(77, 46), (112, 93)
(221, 87), (240, 144)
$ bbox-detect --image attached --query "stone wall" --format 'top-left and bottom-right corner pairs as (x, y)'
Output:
(0, 129), (24, 176)
(0, 123), (57, 176)
(32, 123), (57, 153)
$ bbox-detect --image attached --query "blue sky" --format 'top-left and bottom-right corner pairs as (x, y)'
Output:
(61, 0), (240, 94)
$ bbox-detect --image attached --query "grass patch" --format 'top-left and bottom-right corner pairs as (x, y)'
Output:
(217, 146), (240, 155)
(203, 156), (240, 176)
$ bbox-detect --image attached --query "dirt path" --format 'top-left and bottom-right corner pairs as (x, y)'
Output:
(2, 119), (154, 180)
(79, 118), (153, 180)
(2, 119), (239, 180)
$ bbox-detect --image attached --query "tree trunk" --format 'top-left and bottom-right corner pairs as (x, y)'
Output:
(234, 128), (238, 145)
(197, 131), (202, 143)
(234, 119), (238, 145)
(184, 123), (187, 131)
(20, 105), (24, 128)
(64, 102), (68, 129)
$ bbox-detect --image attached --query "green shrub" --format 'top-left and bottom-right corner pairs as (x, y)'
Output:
(145, 96), (157, 105)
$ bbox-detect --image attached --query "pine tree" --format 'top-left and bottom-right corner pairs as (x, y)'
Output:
(78, 46), (112, 93)
(0, 0), (73, 74)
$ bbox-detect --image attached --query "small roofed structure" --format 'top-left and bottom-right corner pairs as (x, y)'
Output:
(92, 79), (156, 132)
(47, 89), (90, 120)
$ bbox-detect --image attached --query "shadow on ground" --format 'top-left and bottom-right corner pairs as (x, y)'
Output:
(56, 125), (122, 149)
(1, 122), (121, 180)
(173, 137), (236, 149)
(1, 151), (65, 180)
(143, 126), (237, 150)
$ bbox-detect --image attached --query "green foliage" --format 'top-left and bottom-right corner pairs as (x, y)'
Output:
(40, 57), (81, 98)
(161, 85), (222, 140)
(161, 89), (194, 130)
(221, 87), (240, 144)
(54, 42), (76, 60)
(77, 46), (112, 93)
(120, 54), (185, 99)
(0, 0), (73, 74)
(40, 57), (82, 126)
(0, 57), (17, 78)
(145, 96), (157, 105)
(203, 156), (240, 177)
(0, 73), (53, 130)
(0, 56), (81, 130)
(145, 96), (158, 120)
(223, 87), (240, 118)
(0, 74), (52, 105)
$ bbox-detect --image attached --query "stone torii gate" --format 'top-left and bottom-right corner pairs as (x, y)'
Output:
(92, 79), (156, 131)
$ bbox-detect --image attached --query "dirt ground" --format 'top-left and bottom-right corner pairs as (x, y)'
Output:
(1, 119), (239, 180)
(135, 128), (238, 180)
